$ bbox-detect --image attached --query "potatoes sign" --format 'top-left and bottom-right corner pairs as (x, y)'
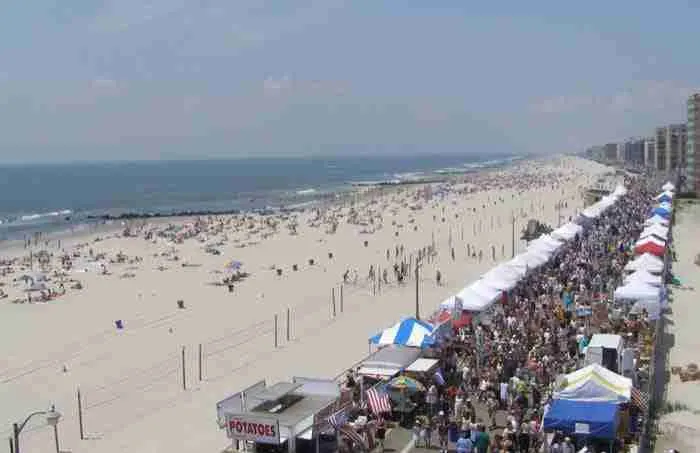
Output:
(226, 416), (280, 444)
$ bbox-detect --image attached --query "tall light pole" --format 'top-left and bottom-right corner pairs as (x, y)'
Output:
(11, 405), (61, 453)
(415, 256), (422, 320)
(511, 213), (516, 258)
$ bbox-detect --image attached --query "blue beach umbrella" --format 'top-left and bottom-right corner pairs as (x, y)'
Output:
(224, 260), (243, 271)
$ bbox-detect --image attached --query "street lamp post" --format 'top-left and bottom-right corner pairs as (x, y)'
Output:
(11, 405), (61, 453)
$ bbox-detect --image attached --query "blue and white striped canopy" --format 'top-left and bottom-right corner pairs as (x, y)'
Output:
(369, 317), (436, 348)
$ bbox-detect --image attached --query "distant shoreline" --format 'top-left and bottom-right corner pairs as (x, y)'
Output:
(0, 154), (528, 240)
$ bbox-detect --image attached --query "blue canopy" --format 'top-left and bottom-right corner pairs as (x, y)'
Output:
(369, 317), (437, 348)
(543, 399), (619, 440)
(657, 194), (672, 203)
(651, 207), (671, 219)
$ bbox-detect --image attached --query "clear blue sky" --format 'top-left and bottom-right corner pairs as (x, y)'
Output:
(0, 0), (698, 162)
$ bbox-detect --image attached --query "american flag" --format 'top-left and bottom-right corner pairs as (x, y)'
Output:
(337, 425), (368, 450)
(328, 409), (348, 429)
(366, 387), (392, 414)
(631, 387), (649, 412)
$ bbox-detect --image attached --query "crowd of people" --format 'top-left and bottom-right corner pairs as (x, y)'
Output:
(341, 177), (659, 453)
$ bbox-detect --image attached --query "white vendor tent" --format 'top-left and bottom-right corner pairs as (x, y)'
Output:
(551, 222), (583, 241)
(624, 269), (663, 287)
(465, 280), (503, 304)
(640, 224), (669, 240)
(612, 185), (628, 197)
(644, 215), (669, 227)
(614, 280), (660, 302)
(655, 190), (674, 200)
(555, 363), (632, 403)
(440, 291), (493, 312)
(662, 182), (675, 192)
(528, 234), (564, 254)
(624, 253), (664, 274)
(481, 265), (522, 289)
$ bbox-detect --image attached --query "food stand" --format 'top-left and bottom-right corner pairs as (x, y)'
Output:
(357, 345), (422, 382)
(216, 377), (341, 453)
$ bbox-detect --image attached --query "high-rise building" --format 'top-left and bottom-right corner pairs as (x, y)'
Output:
(644, 137), (656, 169)
(655, 124), (687, 173)
(603, 143), (618, 161)
(687, 93), (700, 193)
(623, 138), (645, 166)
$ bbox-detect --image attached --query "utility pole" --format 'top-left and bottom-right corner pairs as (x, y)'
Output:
(511, 213), (516, 258)
(415, 257), (421, 320)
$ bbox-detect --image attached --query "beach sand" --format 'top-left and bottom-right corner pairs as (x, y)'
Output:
(0, 156), (613, 453)
(655, 201), (700, 452)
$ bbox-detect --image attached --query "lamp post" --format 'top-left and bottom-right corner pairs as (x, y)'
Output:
(12, 405), (61, 453)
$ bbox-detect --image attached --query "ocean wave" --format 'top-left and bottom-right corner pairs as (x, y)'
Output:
(20, 209), (73, 222)
(295, 188), (317, 195)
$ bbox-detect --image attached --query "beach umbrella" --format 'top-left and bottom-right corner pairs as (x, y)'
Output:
(224, 260), (243, 271)
(388, 375), (426, 392)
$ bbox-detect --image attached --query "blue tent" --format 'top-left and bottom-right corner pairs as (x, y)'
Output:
(543, 399), (619, 440)
(651, 207), (671, 219)
(369, 317), (437, 348)
(657, 194), (672, 203)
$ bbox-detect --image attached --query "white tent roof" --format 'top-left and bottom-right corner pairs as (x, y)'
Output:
(639, 232), (667, 243)
(481, 265), (523, 289)
(645, 215), (670, 226)
(662, 182), (675, 192)
(624, 253), (664, 273)
(506, 251), (549, 273)
(656, 190), (674, 200)
(588, 334), (623, 350)
(641, 224), (669, 238)
(624, 269), (663, 287)
(551, 222), (583, 241)
(554, 363), (632, 403)
(467, 279), (503, 302)
(440, 291), (493, 312)
(612, 185), (628, 197)
(614, 280), (660, 301)
(528, 234), (564, 254)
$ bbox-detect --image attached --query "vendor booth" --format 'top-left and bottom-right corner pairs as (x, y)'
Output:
(554, 364), (632, 403)
(585, 334), (624, 375)
(216, 378), (342, 453)
(369, 318), (437, 349)
(633, 238), (665, 257)
(357, 345), (422, 380)
(644, 215), (669, 227)
(624, 253), (664, 274)
(543, 399), (620, 449)
(551, 222), (583, 242)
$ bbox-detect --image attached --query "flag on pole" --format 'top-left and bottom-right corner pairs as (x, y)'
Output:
(366, 387), (392, 414)
(338, 425), (368, 450)
(328, 409), (348, 429)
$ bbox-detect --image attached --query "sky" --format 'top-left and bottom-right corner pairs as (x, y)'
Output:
(0, 0), (699, 163)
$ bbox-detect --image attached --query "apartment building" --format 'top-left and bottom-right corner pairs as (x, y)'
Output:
(687, 93), (700, 193)
(654, 124), (687, 173)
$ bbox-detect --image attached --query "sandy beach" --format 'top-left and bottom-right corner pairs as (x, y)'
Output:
(654, 201), (700, 452)
(0, 156), (613, 453)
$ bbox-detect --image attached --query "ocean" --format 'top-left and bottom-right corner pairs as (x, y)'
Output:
(0, 153), (520, 240)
